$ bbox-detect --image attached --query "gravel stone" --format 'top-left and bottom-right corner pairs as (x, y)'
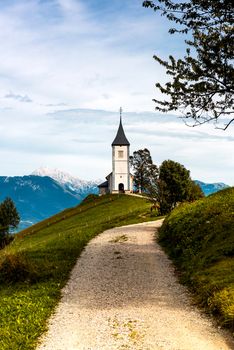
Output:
(37, 220), (234, 350)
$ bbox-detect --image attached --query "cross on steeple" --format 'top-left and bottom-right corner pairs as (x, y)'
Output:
(120, 107), (122, 120)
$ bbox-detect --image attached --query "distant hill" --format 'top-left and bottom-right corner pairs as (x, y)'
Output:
(0, 174), (98, 231)
(194, 180), (229, 196)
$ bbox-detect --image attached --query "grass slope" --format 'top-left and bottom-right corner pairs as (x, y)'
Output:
(159, 187), (234, 333)
(0, 194), (156, 350)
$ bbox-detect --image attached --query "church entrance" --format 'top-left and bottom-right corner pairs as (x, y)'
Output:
(118, 183), (125, 193)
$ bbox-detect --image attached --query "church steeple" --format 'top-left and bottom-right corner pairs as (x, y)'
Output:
(98, 107), (133, 195)
(112, 108), (130, 146)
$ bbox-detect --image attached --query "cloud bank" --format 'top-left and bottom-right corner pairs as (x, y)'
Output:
(0, 1), (233, 185)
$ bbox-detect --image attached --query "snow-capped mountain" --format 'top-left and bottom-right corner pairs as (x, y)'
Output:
(0, 170), (100, 231)
(0, 175), (79, 231)
(32, 167), (100, 195)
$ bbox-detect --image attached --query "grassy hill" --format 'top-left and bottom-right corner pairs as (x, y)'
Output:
(159, 187), (234, 333)
(0, 194), (156, 350)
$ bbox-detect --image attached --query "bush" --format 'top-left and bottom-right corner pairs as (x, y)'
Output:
(0, 252), (38, 284)
(81, 194), (99, 204)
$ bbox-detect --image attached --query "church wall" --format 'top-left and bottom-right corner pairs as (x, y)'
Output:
(108, 174), (113, 193)
(114, 174), (129, 191)
(112, 145), (130, 191)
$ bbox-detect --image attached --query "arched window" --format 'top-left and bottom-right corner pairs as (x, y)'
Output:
(118, 183), (124, 193)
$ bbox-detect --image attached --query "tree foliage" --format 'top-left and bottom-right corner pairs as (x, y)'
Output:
(0, 197), (20, 248)
(143, 0), (234, 129)
(158, 160), (203, 213)
(187, 180), (204, 202)
(130, 148), (158, 192)
(130, 149), (203, 214)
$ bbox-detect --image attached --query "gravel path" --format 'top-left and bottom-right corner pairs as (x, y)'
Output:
(37, 220), (234, 350)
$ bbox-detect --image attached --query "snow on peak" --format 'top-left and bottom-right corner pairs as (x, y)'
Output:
(31, 167), (99, 188)
(33, 167), (77, 184)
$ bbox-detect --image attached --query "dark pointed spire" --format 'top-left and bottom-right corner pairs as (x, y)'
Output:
(112, 108), (130, 146)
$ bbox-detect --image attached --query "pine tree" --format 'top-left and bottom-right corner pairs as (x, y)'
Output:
(0, 197), (20, 248)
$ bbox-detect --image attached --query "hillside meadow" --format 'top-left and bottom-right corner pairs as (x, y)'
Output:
(1, 189), (233, 349)
(0, 194), (156, 350)
(159, 187), (234, 333)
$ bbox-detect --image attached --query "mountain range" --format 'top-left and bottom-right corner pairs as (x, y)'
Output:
(32, 167), (99, 199)
(0, 167), (230, 231)
(194, 180), (229, 196)
(0, 168), (99, 231)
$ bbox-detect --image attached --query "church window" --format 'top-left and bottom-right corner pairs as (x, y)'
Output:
(118, 150), (124, 158)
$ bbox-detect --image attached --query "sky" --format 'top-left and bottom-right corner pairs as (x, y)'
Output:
(0, 0), (233, 185)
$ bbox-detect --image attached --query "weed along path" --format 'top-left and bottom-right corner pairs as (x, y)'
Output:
(37, 220), (234, 350)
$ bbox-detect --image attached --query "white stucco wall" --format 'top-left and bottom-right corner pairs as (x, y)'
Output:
(112, 145), (130, 191)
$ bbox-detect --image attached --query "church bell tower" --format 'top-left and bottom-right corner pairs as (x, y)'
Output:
(111, 108), (131, 193)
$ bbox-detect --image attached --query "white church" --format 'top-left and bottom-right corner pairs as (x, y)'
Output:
(98, 110), (134, 195)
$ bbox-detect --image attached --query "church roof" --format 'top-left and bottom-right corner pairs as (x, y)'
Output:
(112, 118), (130, 146)
(98, 180), (108, 188)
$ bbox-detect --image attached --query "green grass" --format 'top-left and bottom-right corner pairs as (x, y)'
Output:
(0, 194), (158, 350)
(158, 187), (234, 332)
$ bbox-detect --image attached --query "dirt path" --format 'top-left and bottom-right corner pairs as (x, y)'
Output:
(37, 220), (234, 350)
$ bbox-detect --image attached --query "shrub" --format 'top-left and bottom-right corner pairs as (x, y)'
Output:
(0, 252), (38, 284)
(81, 194), (99, 204)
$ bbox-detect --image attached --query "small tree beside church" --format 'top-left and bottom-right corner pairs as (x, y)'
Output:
(130, 148), (158, 192)
(156, 160), (204, 214)
(130, 149), (203, 214)
(0, 197), (20, 248)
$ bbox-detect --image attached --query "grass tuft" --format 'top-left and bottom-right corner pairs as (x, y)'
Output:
(110, 234), (128, 243)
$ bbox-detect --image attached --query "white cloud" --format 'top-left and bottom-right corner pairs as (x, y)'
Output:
(4, 91), (32, 102)
(0, 1), (233, 185)
(0, 106), (233, 185)
(0, 0), (170, 111)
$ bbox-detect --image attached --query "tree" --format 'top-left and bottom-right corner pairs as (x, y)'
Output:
(159, 160), (191, 207)
(147, 178), (172, 214)
(130, 148), (158, 192)
(143, 0), (234, 129)
(147, 159), (203, 214)
(0, 197), (20, 248)
(187, 180), (204, 201)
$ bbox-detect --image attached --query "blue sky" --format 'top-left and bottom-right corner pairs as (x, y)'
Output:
(0, 0), (233, 185)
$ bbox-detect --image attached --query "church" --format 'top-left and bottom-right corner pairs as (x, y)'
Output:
(98, 110), (133, 195)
